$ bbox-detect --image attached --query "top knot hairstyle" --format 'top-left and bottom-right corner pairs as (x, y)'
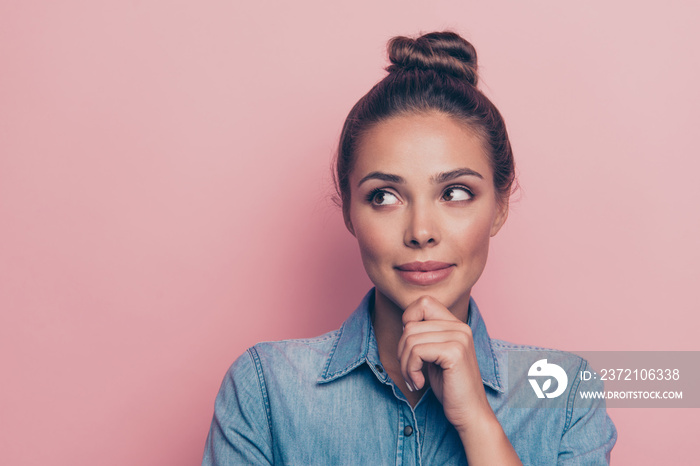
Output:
(334, 31), (516, 212)
(386, 32), (478, 85)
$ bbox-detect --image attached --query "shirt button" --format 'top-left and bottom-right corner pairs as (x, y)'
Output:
(374, 364), (384, 373)
(404, 425), (413, 437)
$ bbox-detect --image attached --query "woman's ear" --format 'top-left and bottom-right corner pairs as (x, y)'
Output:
(343, 205), (356, 236)
(490, 199), (509, 237)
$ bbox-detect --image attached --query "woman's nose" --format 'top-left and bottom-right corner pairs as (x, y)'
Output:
(404, 202), (440, 248)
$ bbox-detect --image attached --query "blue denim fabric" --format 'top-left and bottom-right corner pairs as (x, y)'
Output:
(203, 289), (617, 465)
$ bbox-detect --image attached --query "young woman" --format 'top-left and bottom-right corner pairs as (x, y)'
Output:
(203, 31), (617, 465)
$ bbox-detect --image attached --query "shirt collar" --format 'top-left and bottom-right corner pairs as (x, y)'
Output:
(317, 288), (504, 393)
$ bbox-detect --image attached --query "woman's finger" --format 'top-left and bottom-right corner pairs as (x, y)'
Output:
(397, 323), (470, 360)
(402, 295), (462, 326)
(400, 333), (472, 390)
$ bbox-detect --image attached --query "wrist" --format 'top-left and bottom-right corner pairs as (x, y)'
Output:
(455, 407), (502, 441)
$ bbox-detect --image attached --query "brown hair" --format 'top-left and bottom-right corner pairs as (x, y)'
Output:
(334, 31), (516, 213)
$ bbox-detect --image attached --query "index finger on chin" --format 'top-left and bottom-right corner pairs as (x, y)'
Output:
(402, 295), (460, 325)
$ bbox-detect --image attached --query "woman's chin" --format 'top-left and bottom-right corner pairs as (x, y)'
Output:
(375, 285), (450, 311)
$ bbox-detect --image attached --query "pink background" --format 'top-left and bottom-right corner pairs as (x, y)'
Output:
(2, 1), (698, 464)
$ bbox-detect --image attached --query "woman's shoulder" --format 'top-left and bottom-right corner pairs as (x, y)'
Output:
(225, 328), (343, 383)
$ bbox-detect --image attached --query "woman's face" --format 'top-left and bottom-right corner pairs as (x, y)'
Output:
(345, 111), (508, 318)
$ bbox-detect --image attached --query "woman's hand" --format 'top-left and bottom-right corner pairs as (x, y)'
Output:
(397, 295), (489, 431)
(397, 295), (522, 465)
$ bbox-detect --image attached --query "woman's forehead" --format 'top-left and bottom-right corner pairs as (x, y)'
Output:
(352, 112), (493, 181)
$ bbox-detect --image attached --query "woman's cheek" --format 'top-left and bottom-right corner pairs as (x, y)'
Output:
(356, 227), (390, 270)
(354, 219), (398, 280)
(454, 219), (492, 272)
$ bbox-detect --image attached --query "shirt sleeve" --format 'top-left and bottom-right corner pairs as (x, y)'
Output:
(202, 349), (274, 465)
(557, 360), (617, 465)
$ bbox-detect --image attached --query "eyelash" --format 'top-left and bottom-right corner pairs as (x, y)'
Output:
(365, 187), (389, 204)
(443, 185), (474, 201)
(365, 185), (474, 204)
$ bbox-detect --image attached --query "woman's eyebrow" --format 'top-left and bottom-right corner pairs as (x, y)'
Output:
(357, 168), (483, 188)
(357, 172), (405, 187)
(432, 168), (483, 183)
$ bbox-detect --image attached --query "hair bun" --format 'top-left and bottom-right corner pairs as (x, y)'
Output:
(386, 31), (478, 86)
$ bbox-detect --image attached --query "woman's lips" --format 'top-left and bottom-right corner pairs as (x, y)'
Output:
(395, 261), (454, 286)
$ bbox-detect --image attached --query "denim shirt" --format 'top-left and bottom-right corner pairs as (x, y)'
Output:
(203, 289), (616, 465)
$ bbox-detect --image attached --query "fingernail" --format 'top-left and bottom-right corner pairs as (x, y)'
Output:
(413, 382), (420, 392)
(405, 380), (414, 392)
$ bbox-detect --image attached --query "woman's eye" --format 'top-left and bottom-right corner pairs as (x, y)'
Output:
(371, 191), (400, 206)
(442, 187), (472, 202)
